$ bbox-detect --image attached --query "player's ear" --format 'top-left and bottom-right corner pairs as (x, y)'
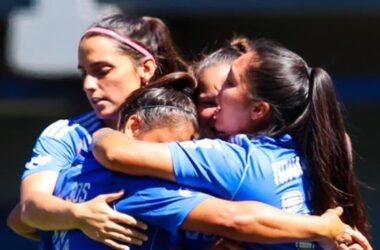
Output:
(137, 58), (157, 86)
(124, 114), (142, 138)
(250, 101), (270, 121)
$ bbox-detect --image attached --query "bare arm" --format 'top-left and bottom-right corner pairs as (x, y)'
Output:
(19, 171), (78, 230)
(93, 128), (175, 181)
(183, 198), (351, 248)
(93, 128), (371, 249)
(7, 203), (40, 241)
(8, 171), (81, 239)
(11, 171), (147, 249)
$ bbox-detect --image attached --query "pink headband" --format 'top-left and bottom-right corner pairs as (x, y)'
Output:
(84, 27), (155, 63)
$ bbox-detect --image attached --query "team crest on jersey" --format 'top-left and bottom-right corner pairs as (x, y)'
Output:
(26, 154), (52, 169)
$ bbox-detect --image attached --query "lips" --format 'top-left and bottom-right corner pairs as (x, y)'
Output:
(91, 97), (108, 105)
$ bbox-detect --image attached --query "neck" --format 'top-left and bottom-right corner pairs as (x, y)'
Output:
(104, 118), (118, 129)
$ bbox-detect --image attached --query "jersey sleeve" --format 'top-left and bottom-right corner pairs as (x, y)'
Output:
(22, 120), (79, 179)
(114, 177), (212, 235)
(168, 138), (250, 199)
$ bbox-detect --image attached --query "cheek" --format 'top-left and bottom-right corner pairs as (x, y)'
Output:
(106, 74), (141, 100)
(219, 91), (232, 109)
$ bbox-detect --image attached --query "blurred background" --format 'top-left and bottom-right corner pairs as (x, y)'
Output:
(0, 0), (379, 248)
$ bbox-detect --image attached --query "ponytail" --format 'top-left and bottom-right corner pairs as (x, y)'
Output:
(142, 17), (189, 78)
(243, 39), (370, 237)
(301, 68), (369, 237)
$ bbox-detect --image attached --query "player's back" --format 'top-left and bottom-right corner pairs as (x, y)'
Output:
(52, 154), (209, 250)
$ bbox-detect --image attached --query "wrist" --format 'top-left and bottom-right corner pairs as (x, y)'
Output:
(312, 215), (335, 246)
(69, 203), (85, 230)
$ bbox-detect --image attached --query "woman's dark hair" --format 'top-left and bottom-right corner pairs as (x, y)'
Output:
(243, 39), (369, 236)
(192, 37), (252, 102)
(83, 14), (188, 80)
(193, 37), (252, 80)
(118, 72), (198, 134)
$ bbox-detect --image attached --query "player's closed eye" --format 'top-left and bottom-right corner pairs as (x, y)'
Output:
(94, 66), (112, 78)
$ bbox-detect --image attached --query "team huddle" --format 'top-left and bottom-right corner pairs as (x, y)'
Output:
(7, 14), (372, 250)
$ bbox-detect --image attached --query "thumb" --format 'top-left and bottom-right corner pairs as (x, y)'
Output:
(334, 207), (344, 216)
(103, 190), (125, 203)
(325, 206), (343, 217)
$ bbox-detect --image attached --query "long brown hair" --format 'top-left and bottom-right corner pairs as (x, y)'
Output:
(242, 39), (369, 237)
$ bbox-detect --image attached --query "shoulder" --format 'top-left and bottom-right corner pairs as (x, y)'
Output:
(41, 111), (103, 140)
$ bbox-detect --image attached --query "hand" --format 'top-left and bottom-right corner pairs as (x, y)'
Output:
(318, 207), (352, 250)
(338, 228), (373, 250)
(74, 190), (148, 250)
(212, 238), (245, 250)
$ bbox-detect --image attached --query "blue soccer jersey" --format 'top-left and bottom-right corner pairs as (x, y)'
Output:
(168, 134), (319, 250)
(22, 111), (103, 178)
(21, 111), (103, 249)
(52, 155), (211, 250)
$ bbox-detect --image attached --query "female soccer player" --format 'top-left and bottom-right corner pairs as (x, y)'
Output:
(7, 13), (188, 248)
(193, 36), (252, 139)
(93, 39), (371, 249)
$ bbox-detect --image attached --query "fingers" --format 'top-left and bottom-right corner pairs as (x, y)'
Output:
(112, 211), (148, 230)
(338, 228), (353, 246)
(104, 221), (148, 242)
(89, 223), (148, 248)
(338, 243), (350, 250)
(107, 231), (144, 246)
(101, 191), (148, 230)
(350, 229), (372, 250)
(103, 238), (130, 250)
(348, 243), (368, 250)
(102, 190), (125, 203)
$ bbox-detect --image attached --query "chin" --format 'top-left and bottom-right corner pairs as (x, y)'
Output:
(215, 132), (230, 141)
(211, 127), (230, 141)
(94, 109), (114, 120)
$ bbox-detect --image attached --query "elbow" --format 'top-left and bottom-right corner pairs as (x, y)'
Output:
(93, 143), (120, 171)
(7, 203), (35, 235)
(6, 211), (19, 233)
(19, 199), (32, 225)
